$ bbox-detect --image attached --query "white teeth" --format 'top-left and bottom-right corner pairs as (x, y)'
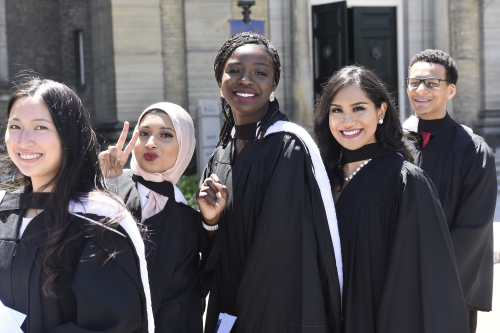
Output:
(416, 99), (430, 102)
(343, 129), (361, 136)
(20, 153), (42, 160)
(235, 92), (255, 97)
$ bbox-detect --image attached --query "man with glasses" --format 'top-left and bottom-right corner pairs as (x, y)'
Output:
(403, 49), (496, 333)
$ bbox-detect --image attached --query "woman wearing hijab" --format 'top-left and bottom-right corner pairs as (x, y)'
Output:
(314, 66), (469, 332)
(99, 102), (203, 333)
(0, 78), (154, 332)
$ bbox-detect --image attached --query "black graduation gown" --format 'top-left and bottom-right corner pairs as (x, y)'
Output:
(336, 151), (469, 333)
(200, 132), (342, 333)
(108, 170), (203, 333)
(0, 192), (149, 333)
(405, 113), (497, 312)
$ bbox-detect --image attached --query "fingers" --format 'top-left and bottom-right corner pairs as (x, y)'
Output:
(203, 178), (228, 204)
(210, 174), (221, 183)
(99, 150), (112, 172)
(116, 121), (130, 149)
(108, 146), (121, 167)
(124, 130), (139, 156)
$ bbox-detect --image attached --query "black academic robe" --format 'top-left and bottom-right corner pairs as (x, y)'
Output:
(336, 152), (469, 333)
(108, 170), (203, 333)
(0, 191), (149, 333)
(200, 131), (342, 333)
(405, 113), (497, 312)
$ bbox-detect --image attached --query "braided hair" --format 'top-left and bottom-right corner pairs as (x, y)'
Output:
(214, 32), (288, 146)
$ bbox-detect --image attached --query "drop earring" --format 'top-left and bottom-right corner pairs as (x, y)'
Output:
(269, 91), (275, 102)
(220, 89), (224, 98)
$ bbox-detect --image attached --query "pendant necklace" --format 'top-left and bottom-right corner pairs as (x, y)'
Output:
(344, 159), (372, 182)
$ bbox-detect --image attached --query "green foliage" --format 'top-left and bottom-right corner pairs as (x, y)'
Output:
(177, 174), (199, 210)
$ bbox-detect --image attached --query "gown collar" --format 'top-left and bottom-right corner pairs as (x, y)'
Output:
(417, 112), (460, 133)
(132, 175), (174, 198)
(234, 122), (258, 140)
(342, 143), (393, 164)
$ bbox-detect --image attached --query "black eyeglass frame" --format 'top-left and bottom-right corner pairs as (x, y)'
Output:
(406, 77), (449, 88)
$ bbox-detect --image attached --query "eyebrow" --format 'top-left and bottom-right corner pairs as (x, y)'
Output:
(9, 117), (53, 123)
(226, 61), (270, 68)
(139, 125), (176, 132)
(330, 102), (369, 107)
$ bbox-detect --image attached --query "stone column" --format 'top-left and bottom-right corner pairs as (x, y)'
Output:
(291, 0), (314, 128)
(0, 0), (8, 119)
(90, 0), (117, 125)
(449, 0), (481, 126)
(475, 0), (500, 146)
(160, 0), (188, 110)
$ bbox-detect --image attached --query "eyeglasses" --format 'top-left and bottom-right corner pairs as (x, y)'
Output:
(406, 77), (449, 89)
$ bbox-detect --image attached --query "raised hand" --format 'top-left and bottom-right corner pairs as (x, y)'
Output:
(197, 174), (228, 227)
(99, 121), (139, 178)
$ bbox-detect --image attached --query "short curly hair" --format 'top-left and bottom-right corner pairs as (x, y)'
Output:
(408, 49), (458, 85)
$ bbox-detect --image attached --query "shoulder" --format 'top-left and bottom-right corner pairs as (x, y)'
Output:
(264, 121), (316, 158)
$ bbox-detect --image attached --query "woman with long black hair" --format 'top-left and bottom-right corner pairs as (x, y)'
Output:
(314, 65), (469, 332)
(0, 78), (153, 332)
(197, 32), (342, 333)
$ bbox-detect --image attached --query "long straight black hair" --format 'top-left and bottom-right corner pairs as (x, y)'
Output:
(3, 78), (120, 296)
(314, 65), (413, 188)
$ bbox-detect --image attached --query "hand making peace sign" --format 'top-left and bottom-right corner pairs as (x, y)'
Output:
(99, 121), (140, 178)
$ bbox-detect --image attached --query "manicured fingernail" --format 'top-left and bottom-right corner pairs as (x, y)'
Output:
(216, 202), (220, 207)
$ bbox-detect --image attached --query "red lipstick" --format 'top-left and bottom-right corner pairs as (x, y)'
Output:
(144, 153), (158, 161)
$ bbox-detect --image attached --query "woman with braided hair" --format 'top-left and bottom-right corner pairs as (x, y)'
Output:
(196, 32), (342, 333)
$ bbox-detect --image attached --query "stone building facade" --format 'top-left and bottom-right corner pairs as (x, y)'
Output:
(0, 0), (498, 146)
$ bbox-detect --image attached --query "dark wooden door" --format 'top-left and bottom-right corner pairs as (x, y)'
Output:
(352, 7), (398, 96)
(312, 1), (348, 100)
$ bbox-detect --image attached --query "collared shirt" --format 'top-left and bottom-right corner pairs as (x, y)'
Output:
(137, 182), (151, 211)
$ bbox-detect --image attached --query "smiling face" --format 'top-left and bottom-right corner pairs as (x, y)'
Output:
(407, 62), (456, 120)
(5, 97), (63, 191)
(329, 85), (387, 151)
(220, 44), (277, 125)
(134, 112), (179, 174)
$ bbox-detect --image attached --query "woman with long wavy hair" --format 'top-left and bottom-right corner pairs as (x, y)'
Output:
(0, 78), (154, 332)
(314, 65), (469, 333)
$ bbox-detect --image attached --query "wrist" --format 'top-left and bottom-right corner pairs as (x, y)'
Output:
(203, 216), (220, 226)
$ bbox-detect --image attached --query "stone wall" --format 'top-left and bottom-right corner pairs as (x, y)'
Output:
(184, 0), (232, 116)
(110, 0), (164, 123)
(160, 0), (188, 110)
(269, 0), (293, 116)
(6, 0), (62, 81)
(59, 0), (95, 119)
(482, 0), (500, 112)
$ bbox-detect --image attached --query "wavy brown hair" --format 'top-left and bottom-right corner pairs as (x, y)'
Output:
(3, 77), (122, 297)
(314, 65), (413, 188)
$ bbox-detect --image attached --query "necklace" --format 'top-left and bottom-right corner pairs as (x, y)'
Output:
(344, 159), (372, 182)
